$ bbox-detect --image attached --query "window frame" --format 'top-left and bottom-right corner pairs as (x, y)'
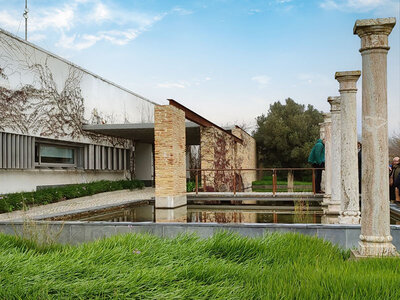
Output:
(35, 141), (82, 168)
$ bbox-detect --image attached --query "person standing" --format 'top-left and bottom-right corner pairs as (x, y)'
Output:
(308, 139), (325, 193)
(390, 157), (400, 201)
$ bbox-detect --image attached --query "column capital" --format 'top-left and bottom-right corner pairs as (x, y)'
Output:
(335, 71), (361, 93)
(327, 96), (341, 113)
(353, 18), (396, 52)
(322, 112), (331, 123)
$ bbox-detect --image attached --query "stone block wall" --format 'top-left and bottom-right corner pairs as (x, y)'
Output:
(154, 105), (186, 207)
(200, 126), (256, 192)
(231, 127), (257, 191)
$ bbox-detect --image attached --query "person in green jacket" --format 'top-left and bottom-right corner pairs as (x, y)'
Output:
(308, 139), (325, 193)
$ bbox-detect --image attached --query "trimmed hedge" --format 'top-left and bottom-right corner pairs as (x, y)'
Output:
(0, 180), (144, 213)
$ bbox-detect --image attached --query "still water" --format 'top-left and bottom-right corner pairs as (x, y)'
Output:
(43, 200), (400, 224)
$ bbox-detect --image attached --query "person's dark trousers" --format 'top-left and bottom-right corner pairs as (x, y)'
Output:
(312, 163), (324, 193)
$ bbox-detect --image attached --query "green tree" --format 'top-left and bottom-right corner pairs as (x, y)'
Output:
(253, 98), (323, 167)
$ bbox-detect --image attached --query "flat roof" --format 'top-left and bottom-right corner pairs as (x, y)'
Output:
(82, 122), (200, 145)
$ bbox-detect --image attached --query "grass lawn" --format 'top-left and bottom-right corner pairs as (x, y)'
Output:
(0, 232), (399, 299)
(252, 175), (312, 186)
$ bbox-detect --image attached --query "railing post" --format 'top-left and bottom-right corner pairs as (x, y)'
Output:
(203, 172), (207, 192)
(287, 169), (294, 193)
(195, 170), (198, 195)
(272, 169), (277, 196)
(233, 169), (236, 195)
(312, 168), (316, 195)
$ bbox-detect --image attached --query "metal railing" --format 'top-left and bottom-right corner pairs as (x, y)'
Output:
(187, 168), (325, 196)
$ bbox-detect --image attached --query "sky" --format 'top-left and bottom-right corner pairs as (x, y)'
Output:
(0, 0), (399, 135)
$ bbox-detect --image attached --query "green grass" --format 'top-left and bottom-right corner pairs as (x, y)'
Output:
(0, 180), (144, 213)
(252, 175), (312, 186)
(0, 232), (399, 299)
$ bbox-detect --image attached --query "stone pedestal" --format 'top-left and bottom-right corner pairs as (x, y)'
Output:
(335, 71), (361, 224)
(154, 105), (187, 210)
(353, 17), (397, 256)
(325, 97), (341, 216)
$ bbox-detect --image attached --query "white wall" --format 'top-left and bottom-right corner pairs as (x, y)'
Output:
(0, 169), (127, 194)
(135, 143), (153, 181)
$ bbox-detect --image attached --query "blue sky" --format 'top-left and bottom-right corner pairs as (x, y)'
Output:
(0, 0), (399, 134)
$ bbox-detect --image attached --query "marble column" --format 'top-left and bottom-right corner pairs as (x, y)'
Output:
(326, 97), (341, 217)
(322, 113), (332, 203)
(353, 17), (397, 257)
(335, 71), (361, 224)
(319, 121), (326, 192)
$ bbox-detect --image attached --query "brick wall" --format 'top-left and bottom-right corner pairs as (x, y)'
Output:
(154, 105), (186, 198)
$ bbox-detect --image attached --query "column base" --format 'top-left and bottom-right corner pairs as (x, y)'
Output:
(155, 195), (187, 208)
(338, 210), (361, 224)
(322, 197), (340, 215)
(351, 240), (398, 258)
(321, 215), (340, 224)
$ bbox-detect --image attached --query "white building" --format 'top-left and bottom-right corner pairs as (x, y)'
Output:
(0, 29), (155, 193)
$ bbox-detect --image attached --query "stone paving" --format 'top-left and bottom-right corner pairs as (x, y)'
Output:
(0, 187), (155, 222)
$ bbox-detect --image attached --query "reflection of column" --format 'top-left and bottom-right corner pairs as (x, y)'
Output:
(327, 97), (341, 215)
(155, 206), (187, 223)
(353, 18), (397, 257)
(322, 113), (332, 201)
(335, 71), (361, 225)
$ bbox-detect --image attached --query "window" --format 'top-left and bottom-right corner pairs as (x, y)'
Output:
(35, 142), (83, 168)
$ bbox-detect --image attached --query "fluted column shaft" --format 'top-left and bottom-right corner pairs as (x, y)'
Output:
(323, 113), (332, 199)
(327, 97), (341, 210)
(335, 71), (361, 224)
(353, 17), (397, 257)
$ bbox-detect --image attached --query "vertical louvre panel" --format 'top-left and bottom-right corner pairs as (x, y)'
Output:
(107, 147), (112, 170)
(101, 146), (106, 170)
(23, 136), (28, 169)
(11, 134), (16, 168)
(0, 132), (2, 168)
(84, 145), (88, 169)
(27, 136), (32, 168)
(89, 145), (95, 170)
(15, 135), (20, 168)
(31, 137), (35, 168)
(122, 149), (127, 170)
(95, 145), (101, 170)
(7, 134), (11, 168)
(118, 148), (123, 170)
(113, 148), (117, 171)
(19, 136), (24, 168)
(2, 133), (6, 168)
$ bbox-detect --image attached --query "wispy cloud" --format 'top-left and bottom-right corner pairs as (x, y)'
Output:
(157, 82), (189, 89)
(0, 0), (191, 50)
(320, 0), (399, 13)
(252, 75), (271, 85)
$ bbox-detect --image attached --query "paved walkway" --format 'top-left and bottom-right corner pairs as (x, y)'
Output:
(0, 188), (155, 222)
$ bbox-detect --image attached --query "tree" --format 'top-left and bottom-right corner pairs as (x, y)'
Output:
(253, 98), (323, 167)
(389, 132), (400, 158)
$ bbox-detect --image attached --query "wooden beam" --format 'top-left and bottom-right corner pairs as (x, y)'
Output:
(168, 99), (243, 144)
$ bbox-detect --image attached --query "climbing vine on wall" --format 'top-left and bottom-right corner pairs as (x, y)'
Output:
(0, 33), (127, 147)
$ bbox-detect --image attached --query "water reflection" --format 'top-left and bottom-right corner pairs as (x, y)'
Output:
(155, 206), (187, 223)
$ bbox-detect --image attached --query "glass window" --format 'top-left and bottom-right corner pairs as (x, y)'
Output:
(40, 145), (75, 164)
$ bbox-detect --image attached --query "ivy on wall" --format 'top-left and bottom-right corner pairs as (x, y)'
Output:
(0, 34), (127, 147)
